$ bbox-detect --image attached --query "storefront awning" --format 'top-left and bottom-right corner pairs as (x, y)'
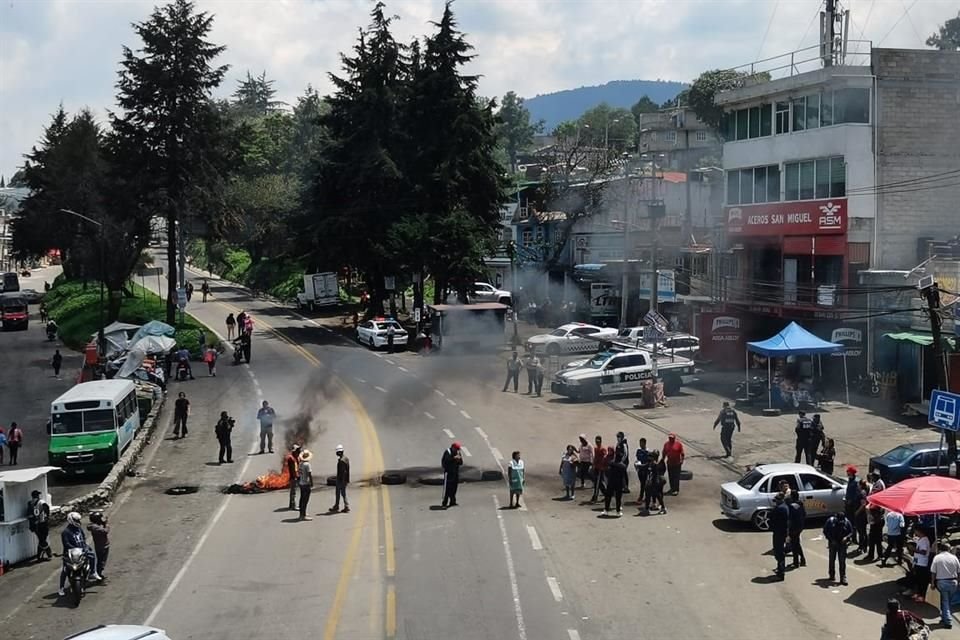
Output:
(884, 332), (956, 348)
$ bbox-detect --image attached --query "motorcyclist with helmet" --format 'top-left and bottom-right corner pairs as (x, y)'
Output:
(58, 512), (101, 597)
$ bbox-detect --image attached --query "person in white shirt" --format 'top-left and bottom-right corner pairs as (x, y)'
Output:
(868, 471), (886, 494)
(880, 510), (906, 567)
(930, 541), (960, 628)
(257, 400), (277, 454)
(912, 527), (932, 603)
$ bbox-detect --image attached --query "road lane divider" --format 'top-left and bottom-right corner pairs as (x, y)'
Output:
(546, 576), (563, 602)
(443, 428), (455, 438)
(493, 494), (528, 640)
(460, 409), (472, 420)
(526, 525), (543, 551)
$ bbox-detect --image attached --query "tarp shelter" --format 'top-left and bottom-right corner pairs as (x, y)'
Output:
(0, 466), (60, 565)
(129, 320), (175, 345)
(129, 334), (176, 355)
(92, 321), (141, 358)
(746, 321), (848, 408)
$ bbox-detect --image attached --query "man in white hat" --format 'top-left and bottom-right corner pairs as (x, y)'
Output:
(297, 450), (314, 521)
(329, 444), (351, 513)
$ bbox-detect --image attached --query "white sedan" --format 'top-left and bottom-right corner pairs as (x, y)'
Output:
(356, 319), (408, 349)
(720, 463), (846, 530)
(525, 323), (618, 357)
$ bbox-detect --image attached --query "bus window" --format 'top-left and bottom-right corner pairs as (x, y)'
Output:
(83, 409), (117, 433)
(52, 413), (84, 434)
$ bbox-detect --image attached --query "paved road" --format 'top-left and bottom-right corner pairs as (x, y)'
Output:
(0, 266), (97, 504)
(4, 255), (922, 639)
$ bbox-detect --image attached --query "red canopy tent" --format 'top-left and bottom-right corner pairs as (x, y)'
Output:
(867, 476), (960, 516)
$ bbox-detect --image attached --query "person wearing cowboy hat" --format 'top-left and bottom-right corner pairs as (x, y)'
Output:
(441, 442), (464, 508)
(329, 444), (350, 514)
(297, 449), (314, 521)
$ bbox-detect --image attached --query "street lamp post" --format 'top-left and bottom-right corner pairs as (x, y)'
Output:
(59, 208), (106, 357)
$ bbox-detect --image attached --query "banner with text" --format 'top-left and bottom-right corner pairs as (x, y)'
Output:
(726, 198), (848, 236)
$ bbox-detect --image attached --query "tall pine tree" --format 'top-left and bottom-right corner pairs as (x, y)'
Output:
(111, 0), (230, 322)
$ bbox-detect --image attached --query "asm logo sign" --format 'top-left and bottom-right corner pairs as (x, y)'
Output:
(818, 201), (843, 231)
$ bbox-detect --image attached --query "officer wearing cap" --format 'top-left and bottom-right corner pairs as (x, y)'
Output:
(713, 401), (741, 457)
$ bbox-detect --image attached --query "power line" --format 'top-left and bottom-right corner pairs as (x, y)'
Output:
(898, 0), (925, 45)
(877, 0), (919, 46)
(845, 168), (960, 193)
(756, 0), (781, 61)
(796, 0), (826, 50)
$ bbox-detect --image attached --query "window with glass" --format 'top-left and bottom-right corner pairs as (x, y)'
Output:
(664, 130), (677, 144)
(815, 158), (831, 198)
(799, 161), (815, 200)
(727, 171), (739, 204)
(820, 91), (833, 127)
(521, 229), (533, 247)
(830, 157), (846, 196)
(834, 88), (870, 123)
(767, 165), (781, 202)
(695, 130), (708, 142)
(727, 165), (781, 205)
(783, 156), (845, 201)
(739, 170), (754, 205)
(785, 163), (800, 201)
(736, 109), (749, 141)
(792, 97), (806, 132)
(760, 104), (772, 137)
(805, 93), (820, 130)
(775, 102), (790, 134)
(748, 106), (761, 138)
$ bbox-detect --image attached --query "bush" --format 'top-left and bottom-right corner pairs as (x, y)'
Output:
(186, 237), (304, 302)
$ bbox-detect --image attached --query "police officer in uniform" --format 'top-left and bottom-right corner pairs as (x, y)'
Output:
(713, 401), (741, 457)
(441, 442), (464, 508)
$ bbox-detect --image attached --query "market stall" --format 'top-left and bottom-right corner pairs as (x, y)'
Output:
(745, 321), (848, 409)
(0, 466), (60, 567)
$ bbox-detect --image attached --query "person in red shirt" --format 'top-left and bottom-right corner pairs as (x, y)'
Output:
(662, 433), (685, 495)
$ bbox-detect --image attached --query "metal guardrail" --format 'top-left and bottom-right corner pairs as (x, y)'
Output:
(727, 40), (872, 83)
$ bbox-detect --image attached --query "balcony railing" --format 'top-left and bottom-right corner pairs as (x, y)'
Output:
(727, 40), (872, 83)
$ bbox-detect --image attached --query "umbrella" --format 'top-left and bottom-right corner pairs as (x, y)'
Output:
(129, 334), (177, 354)
(867, 476), (960, 516)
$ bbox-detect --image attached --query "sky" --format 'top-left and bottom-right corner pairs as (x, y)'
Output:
(1, 0), (956, 179)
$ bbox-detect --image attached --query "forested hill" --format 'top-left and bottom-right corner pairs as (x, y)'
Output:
(525, 79), (687, 131)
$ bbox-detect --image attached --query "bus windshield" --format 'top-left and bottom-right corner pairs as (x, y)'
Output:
(52, 409), (116, 434)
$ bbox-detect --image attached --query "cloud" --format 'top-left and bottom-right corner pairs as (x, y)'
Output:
(1, 0), (956, 179)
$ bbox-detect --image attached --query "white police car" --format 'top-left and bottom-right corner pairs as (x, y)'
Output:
(64, 626), (171, 640)
(525, 323), (618, 356)
(356, 318), (408, 349)
(551, 349), (694, 401)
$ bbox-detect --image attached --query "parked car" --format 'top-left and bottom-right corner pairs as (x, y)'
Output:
(551, 348), (694, 401)
(356, 318), (408, 350)
(471, 282), (512, 306)
(525, 323), (618, 356)
(63, 625), (171, 640)
(720, 463), (846, 530)
(869, 442), (960, 485)
(615, 329), (700, 359)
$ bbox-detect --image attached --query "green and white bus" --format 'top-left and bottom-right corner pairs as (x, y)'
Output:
(48, 380), (141, 475)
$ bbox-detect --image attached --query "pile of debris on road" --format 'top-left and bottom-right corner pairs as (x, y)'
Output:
(223, 468), (289, 494)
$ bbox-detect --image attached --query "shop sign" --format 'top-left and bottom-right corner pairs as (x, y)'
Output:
(829, 327), (864, 357)
(637, 270), (676, 302)
(726, 198), (847, 236)
(698, 312), (744, 367)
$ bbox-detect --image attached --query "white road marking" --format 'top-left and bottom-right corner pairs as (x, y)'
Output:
(493, 495), (528, 640)
(518, 502), (528, 512)
(398, 366), (409, 372)
(475, 427), (488, 439)
(491, 447), (504, 461)
(446, 398), (457, 406)
(385, 359), (395, 365)
(424, 411), (436, 420)
(355, 377), (366, 384)
(568, 630), (582, 640)
(402, 399), (414, 407)
(460, 446), (472, 457)
(460, 409), (472, 420)
(375, 386), (387, 393)
(434, 389), (445, 397)
(547, 576), (563, 602)
(373, 353), (383, 358)
(526, 525), (543, 550)
(443, 428), (455, 438)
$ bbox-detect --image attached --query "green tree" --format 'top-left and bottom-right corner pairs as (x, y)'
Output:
(110, 0), (230, 323)
(927, 12), (960, 50)
(289, 85), (329, 179)
(577, 103), (636, 152)
(630, 95), (659, 148)
(232, 70), (285, 116)
(496, 90), (542, 172)
(687, 69), (765, 133)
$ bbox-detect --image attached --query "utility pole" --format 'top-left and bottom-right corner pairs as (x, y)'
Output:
(619, 163), (630, 329)
(923, 281), (955, 469)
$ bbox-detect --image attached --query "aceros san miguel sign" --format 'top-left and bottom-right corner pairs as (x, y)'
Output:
(726, 198), (847, 236)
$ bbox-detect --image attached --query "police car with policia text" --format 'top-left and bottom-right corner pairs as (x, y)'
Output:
(356, 317), (408, 349)
(551, 349), (694, 402)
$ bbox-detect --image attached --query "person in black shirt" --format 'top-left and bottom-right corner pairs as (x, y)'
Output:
(52, 349), (63, 379)
(441, 443), (463, 508)
(215, 412), (234, 464)
(27, 490), (53, 561)
(771, 493), (790, 580)
(713, 401), (741, 457)
(788, 490), (807, 567)
(173, 392), (189, 438)
(330, 444), (351, 513)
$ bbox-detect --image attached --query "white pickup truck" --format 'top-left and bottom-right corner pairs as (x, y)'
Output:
(296, 272), (339, 310)
(550, 349), (694, 402)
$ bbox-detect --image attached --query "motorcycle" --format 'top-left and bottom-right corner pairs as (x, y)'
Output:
(175, 361), (191, 381)
(735, 376), (768, 399)
(46, 327), (57, 341)
(63, 547), (90, 606)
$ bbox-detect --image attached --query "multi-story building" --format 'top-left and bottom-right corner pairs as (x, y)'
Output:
(637, 107), (720, 173)
(0, 187), (29, 272)
(708, 34), (960, 384)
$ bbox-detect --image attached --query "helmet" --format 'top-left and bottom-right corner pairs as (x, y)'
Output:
(89, 511), (105, 525)
(66, 512), (82, 527)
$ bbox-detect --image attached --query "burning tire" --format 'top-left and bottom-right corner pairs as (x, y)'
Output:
(381, 471), (406, 485)
(326, 475), (338, 486)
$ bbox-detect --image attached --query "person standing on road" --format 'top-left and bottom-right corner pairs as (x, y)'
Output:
(386, 322), (397, 353)
(576, 435), (593, 489)
(853, 478), (869, 555)
(330, 444), (350, 513)
(285, 444), (302, 511)
(532, 354), (544, 397)
(185, 281), (194, 302)
(603, 443), (627, 517)
(524, 351), (537, 394)
(297, 449), (314, 521)
(817, 437), (836, 475)
(788, 490), (807, 568)
(591, 437), (608, 503)
(508, 451), (525, 508)
(713, 401), (741, 457)
(823, 510), (853, 586)
(87, 512), (110, 580)
(912, 526), (932, 603)
(236, 311), (247, 336)
(215, 412), (234, 464)
(201, 280), (210, 302)
(441, 442), (464, 508)
(868, 471), (886, 494)
(257, 400), (276, 454)
(52, 349), (63, 379)
(806, 415), (825, 465)
(865, 496), (885, 562)
(27, 489), (52, 561)
(794, 411), (812, 464)
(881, 509), (906, 567)
(615, 431), (630, 493)
(844, 465), (861, 547)
(226, 313), (236, 341)
(635, 438), (650, 503)
(7, 422), (22, 465)
(643, 450), (666, 515)
(930, 540), (960, 627)
(560, 445), (578, 500)
(173, 392), (190, 438)
(662, 434), (685, 496)
(770, 493), (790, 580)
(204, 345), (218, 377)
(502, 351), (521, 393)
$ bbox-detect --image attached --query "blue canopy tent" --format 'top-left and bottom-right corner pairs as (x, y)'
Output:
(746, 321), (848, 408)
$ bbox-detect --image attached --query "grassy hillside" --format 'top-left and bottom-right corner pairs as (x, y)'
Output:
(525, 79), (687, 131)
(45, 279), (218, 355)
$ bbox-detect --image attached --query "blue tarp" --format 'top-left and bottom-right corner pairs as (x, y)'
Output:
(129, 320), (175, 345)
(747, 321), (845, 356)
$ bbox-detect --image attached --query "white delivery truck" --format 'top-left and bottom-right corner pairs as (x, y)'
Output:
(296, 272), (339, 310)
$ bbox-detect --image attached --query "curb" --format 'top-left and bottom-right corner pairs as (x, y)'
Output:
(49, 394), (166, 525)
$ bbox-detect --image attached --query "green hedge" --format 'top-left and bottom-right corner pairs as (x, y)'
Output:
(188, 238), (305, 301)
(46, 279), (218, 356)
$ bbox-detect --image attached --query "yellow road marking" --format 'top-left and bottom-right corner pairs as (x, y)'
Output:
(322, 486), (371, 640)
(386, 585), (397, 638)
(382, 486), (396, 577)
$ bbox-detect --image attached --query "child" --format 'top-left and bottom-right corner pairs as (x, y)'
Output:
(509, 451), (525, 508)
